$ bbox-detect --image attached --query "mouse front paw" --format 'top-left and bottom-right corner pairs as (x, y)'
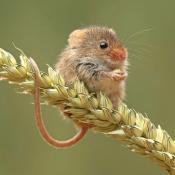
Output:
(108, 71), (127, 81)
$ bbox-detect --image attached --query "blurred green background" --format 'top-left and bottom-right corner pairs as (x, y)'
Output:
(0, 0), (175, 174)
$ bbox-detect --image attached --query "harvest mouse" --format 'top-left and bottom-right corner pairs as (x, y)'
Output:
(56, 26), (128, 107)
(31, 26), (128, 149)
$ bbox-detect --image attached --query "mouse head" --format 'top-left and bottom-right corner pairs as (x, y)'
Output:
(68, 26), (128, 68)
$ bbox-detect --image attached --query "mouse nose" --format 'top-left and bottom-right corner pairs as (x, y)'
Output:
(110, 48), (128, 61)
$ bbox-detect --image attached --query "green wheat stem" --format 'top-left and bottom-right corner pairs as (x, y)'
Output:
(0, 48), (175, 175)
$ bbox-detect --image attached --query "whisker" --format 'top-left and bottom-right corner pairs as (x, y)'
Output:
(126, 41), (155, 49)
(128, 47), (151, 55)
(128, 48), (148, 56)
(123, 28), (154, 44)
(128, 52), (146, 61)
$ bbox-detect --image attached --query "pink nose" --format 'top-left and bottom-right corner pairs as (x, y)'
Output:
(110, 48), (127, 61)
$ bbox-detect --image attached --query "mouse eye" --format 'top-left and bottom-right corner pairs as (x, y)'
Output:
(99, 41), (108, 49)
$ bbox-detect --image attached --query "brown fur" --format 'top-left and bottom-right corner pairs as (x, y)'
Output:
(56, 26), (128, 107)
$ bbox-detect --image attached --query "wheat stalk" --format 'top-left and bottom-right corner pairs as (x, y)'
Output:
(0, 48), (175, 174)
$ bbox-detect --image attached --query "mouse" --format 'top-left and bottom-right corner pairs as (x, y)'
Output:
(31, 26), (128, 149)
(56, 26), (128, 107)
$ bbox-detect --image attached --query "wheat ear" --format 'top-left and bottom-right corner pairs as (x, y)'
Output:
(0, 48), (175, 174)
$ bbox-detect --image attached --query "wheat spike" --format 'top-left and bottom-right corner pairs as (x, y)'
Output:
(1, 48), (175, 174)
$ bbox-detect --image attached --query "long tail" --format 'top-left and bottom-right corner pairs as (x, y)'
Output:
(30, 58), (88, 149)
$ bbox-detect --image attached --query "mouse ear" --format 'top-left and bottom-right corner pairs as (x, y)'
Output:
(68, 29), (86, 48)
(108, 28), (116, 35)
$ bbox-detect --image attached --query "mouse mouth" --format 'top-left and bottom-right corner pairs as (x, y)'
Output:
(105, 53), (127, 70)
